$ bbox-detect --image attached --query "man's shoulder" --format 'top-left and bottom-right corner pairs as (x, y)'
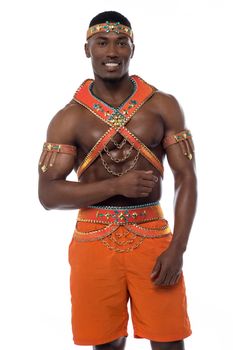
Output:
(148, 87), (185, 129)
(149, 86), (179, 110)
(50, 100), (85, 126)
(46, 100), (86, 143)
(61, 99), (86, 117)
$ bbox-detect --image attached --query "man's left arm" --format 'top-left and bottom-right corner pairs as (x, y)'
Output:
(151, 93), (197, 286)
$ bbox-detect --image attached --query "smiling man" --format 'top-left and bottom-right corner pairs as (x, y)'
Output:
(38, 11), (197, 350)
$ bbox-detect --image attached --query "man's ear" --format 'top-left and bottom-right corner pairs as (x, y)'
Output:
(84, 42), (91, 58)
(130, 43), (135, 59)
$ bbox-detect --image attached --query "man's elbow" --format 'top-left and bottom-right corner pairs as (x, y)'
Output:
(38, 195), (51, 210)
(175, 170), (197, 190)
(38, 189), (55, 210)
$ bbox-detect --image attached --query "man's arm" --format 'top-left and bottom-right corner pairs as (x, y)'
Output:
(38, 105), (158, 210)
(38, 106), (119, 210)
(151, 93), (197, 286)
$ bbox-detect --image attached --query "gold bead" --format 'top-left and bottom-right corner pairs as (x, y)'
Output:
(41, 165), (47, 172)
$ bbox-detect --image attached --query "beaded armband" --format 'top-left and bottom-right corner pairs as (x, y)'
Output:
(162, 130), (194, 160)
(39, 142), (77, 173)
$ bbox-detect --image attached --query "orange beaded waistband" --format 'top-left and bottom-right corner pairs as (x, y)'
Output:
(73, 202), (172, 247)
(78, 201), (164, 225)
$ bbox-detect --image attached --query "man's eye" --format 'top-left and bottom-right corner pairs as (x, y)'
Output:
(118, 41), (127, 46)
(97, 41), (107, 46)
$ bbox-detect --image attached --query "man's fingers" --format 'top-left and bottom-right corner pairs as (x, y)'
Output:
(154, 271), (168, 285)
(143, 174), (158, 182)
(174, 272), (182, 284)
(140, 180), (156, 188)
(152, 263), (167, 285)
(162, 272), (174, 286)
(140, 171), (158, 182)
(169, 274), (177, 285)
(138, 187), (153, 196)
(167, 271), (182, 286)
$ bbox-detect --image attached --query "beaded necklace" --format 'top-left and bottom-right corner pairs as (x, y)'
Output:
(89, 77), (137, 110)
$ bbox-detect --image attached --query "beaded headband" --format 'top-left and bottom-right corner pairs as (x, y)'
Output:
(86, 21), (134, 41)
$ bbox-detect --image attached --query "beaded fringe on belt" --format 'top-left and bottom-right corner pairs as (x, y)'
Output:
(72, 202), (172, 253)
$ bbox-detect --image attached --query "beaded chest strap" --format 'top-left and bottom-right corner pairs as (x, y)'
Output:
(73, 75), (164, 178)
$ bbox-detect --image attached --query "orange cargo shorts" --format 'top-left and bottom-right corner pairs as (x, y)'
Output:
(68, 202), (192, 346)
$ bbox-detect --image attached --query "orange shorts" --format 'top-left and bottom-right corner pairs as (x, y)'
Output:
(68, 202), (191, 345)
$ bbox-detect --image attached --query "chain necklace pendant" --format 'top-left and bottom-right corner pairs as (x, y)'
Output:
(103, 143), (134, 163)
(99, 149), (140, 176)
(110, 137), (127, 149)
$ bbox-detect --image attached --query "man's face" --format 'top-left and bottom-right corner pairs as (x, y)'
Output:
(85, 32), (135, 80)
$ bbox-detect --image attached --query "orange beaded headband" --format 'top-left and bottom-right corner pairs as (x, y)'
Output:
(86, 21), (134, 41)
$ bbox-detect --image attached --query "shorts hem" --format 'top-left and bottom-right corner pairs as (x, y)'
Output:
(73, 332), (128, 346)
(133, 329), (192, 342)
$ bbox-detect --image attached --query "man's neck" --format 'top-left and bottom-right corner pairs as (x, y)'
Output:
(92, 74), (134, 108)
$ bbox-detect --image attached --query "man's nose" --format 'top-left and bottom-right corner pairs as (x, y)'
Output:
(106, 42), (119, 57)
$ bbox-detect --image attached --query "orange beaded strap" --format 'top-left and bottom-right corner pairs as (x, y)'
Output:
(39, 142), (77, 173)
(119, 126), (164, 175)
(73, 75), (164, 178)
(162, 130), (194, 160)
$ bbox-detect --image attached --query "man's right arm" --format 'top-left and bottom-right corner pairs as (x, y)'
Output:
(38, 139), (120, 210)
(38, 105), (158, 210)
(38, 105), (121, 210)
(39, 161), (157, 210)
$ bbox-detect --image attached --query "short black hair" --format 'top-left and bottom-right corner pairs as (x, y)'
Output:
(89, 11), (131, 29)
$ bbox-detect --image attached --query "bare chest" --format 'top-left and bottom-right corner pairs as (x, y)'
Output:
(76, 107), (164, 156)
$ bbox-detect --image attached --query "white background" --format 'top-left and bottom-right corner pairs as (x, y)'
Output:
(0, 0), (233, 349)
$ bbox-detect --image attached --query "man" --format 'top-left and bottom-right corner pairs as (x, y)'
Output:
(38, 10), (197, 350)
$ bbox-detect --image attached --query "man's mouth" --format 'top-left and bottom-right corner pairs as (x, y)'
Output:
(104, 62), (121, 67)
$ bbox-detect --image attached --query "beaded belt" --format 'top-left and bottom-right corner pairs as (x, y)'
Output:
(72, 202), (172, 252)
(78, 201), (164, 225)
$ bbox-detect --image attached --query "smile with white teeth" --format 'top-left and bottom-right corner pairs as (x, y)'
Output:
(105, 63), (119, 66)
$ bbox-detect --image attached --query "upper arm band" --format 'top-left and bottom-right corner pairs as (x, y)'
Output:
(39, 142), (77, 173)
(162, 130), (194, 160)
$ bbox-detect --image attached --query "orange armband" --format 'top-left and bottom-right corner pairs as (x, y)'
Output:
(162, 130), (194, 160)
(39, 142), (77, 173)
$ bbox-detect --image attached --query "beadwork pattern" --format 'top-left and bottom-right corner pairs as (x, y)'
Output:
(86, 21), (134, 41)
(39, 142), (77, 173)
(73, 221), (171, 252)
(72, 203), (172, 253)
(163, 130), (194, 160)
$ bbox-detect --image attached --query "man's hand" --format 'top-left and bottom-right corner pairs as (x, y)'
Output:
(116, 170), (158, 198)
(150, 245), (183, 287)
